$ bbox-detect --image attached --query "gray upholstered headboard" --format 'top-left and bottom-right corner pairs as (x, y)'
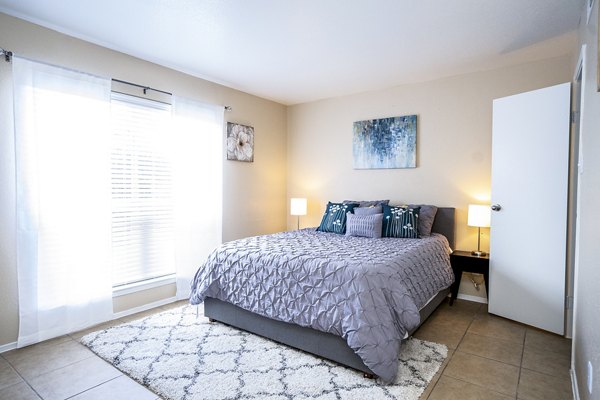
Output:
(431, 207), (455, 249)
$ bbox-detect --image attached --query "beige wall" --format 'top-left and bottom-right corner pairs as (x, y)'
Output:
(0, 13), (287, 348)
(286, 55), (573, 301)
(573, 2), (600, 398)
(0, 9), (589, 354)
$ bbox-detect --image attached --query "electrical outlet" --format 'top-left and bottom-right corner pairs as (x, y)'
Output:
(588, 361), (593, 394)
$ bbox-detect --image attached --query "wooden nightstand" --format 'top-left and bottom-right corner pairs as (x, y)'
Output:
(449, 250), (489, 305)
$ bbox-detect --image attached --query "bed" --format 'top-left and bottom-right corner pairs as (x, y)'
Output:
(190, 207), (455, 383)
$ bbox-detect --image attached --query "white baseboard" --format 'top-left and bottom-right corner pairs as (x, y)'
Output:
(0, 341), (17, 353)
(112, 296), (179, 319)
(0, 296), (181, 353)
(0, 294), (490, 353)
(456, 293), (488, 304)
(571, 368), (581, 400)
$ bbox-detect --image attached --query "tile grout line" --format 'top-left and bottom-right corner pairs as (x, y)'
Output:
(4, 301), (570, 400)
(427, 303), (571, 399)
(454, 330), (524, 367)
(436, 303), (521, 399)
(425, 302), (479, 399)
(516, 327), (528, 399)
(1, 353), (45, 399)
(63, 374), (124, 400)
(443, 374), (518, 399)
(453, 304), (478, 351)
(519, 366), (574, 381)
(3, 341), (99, 394)
(67, 304), (169, 339)
(0, 305), (168, 400)
(424, 348), (453, 399)
(442, 352), (519, 399)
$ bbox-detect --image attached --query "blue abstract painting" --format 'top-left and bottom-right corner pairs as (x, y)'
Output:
(353, 115), (417, 169)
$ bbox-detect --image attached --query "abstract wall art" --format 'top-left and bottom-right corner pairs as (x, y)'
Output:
(226, 122), (254, 162)
(352, 115), (417, 169)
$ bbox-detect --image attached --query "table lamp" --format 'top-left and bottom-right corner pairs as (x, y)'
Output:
(468, 204), (491, 257)
(290, 198), (307, 230)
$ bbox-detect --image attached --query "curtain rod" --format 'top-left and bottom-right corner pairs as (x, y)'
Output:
(0, 47), (13, 62)
(112, 78), (232, 110)
(112, 78), (172, 96)
(1, 48), (231, 111)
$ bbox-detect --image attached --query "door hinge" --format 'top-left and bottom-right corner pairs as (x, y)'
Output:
(566, 295), (574, 309)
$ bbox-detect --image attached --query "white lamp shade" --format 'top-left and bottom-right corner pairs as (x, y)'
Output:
(467, 204), (491, 228)
(290, 198), (307, 216)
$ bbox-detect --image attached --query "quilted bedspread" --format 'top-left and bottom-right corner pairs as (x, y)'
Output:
(189, 229), (454, 382)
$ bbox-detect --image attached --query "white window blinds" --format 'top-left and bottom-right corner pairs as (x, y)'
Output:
(111, 93), (176, 287)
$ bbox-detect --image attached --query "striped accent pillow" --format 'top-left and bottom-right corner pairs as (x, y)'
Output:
(345, 212), (384, 238)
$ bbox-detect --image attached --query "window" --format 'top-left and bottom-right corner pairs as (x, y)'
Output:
(14, 56), (223, 346)
(110, 93), (176, 287)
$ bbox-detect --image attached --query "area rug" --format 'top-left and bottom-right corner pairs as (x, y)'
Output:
(81, 305), (447, 400)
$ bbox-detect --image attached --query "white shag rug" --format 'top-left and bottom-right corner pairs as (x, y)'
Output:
(81, 305), (447, 400)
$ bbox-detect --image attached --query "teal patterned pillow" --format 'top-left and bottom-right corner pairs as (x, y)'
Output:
(382, 205), (421, 238)
(317, 202), (359, 234)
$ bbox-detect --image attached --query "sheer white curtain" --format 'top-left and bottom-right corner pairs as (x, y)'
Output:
(13, 57), (113, 347)
(172, 96), (224, 299)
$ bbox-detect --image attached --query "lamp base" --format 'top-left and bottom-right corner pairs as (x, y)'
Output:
(471, 250), (487, 257)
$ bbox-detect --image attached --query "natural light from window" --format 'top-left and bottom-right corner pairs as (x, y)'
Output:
(111, 93), (176, 287)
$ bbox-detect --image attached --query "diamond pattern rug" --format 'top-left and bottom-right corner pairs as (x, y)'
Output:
(81, 305), (447, 400)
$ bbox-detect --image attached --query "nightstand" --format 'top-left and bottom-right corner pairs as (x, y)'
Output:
(449, 250), (489, 305)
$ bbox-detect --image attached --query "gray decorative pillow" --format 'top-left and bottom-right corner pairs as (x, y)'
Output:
(345, 212), (383, 238)
(343, 199), (390, 207)
(408, 204), (438, 237)
(354, 205), (383, 216)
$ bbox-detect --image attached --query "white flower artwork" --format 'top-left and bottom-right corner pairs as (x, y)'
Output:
(227, 122), (254, 162)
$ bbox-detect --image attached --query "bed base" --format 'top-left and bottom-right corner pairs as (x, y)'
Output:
(204, 287), (450, 376)
(203, 207), (455, 377)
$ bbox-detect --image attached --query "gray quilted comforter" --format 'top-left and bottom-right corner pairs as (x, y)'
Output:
(189, 229), (454, 382)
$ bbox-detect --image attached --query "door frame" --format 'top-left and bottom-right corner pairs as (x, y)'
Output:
(566, 46), (586, 339)
(569, 44), (586, 373)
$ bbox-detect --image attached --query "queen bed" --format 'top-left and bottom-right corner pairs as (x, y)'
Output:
(189, 206), (455, 383)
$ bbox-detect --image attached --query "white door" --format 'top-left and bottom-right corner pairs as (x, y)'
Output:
(489, 83), (570, 335)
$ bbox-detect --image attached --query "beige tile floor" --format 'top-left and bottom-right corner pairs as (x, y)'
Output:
(416, 299), (573, 400)
(0, 299), (572, 400)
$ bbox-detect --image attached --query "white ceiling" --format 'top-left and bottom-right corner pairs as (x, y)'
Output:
(0, 0), (584, 105)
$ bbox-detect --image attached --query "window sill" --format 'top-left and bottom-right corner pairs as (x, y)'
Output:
(112, 274), (176, 297)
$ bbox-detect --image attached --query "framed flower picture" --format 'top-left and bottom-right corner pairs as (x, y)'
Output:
(226, 122), (254, 162)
